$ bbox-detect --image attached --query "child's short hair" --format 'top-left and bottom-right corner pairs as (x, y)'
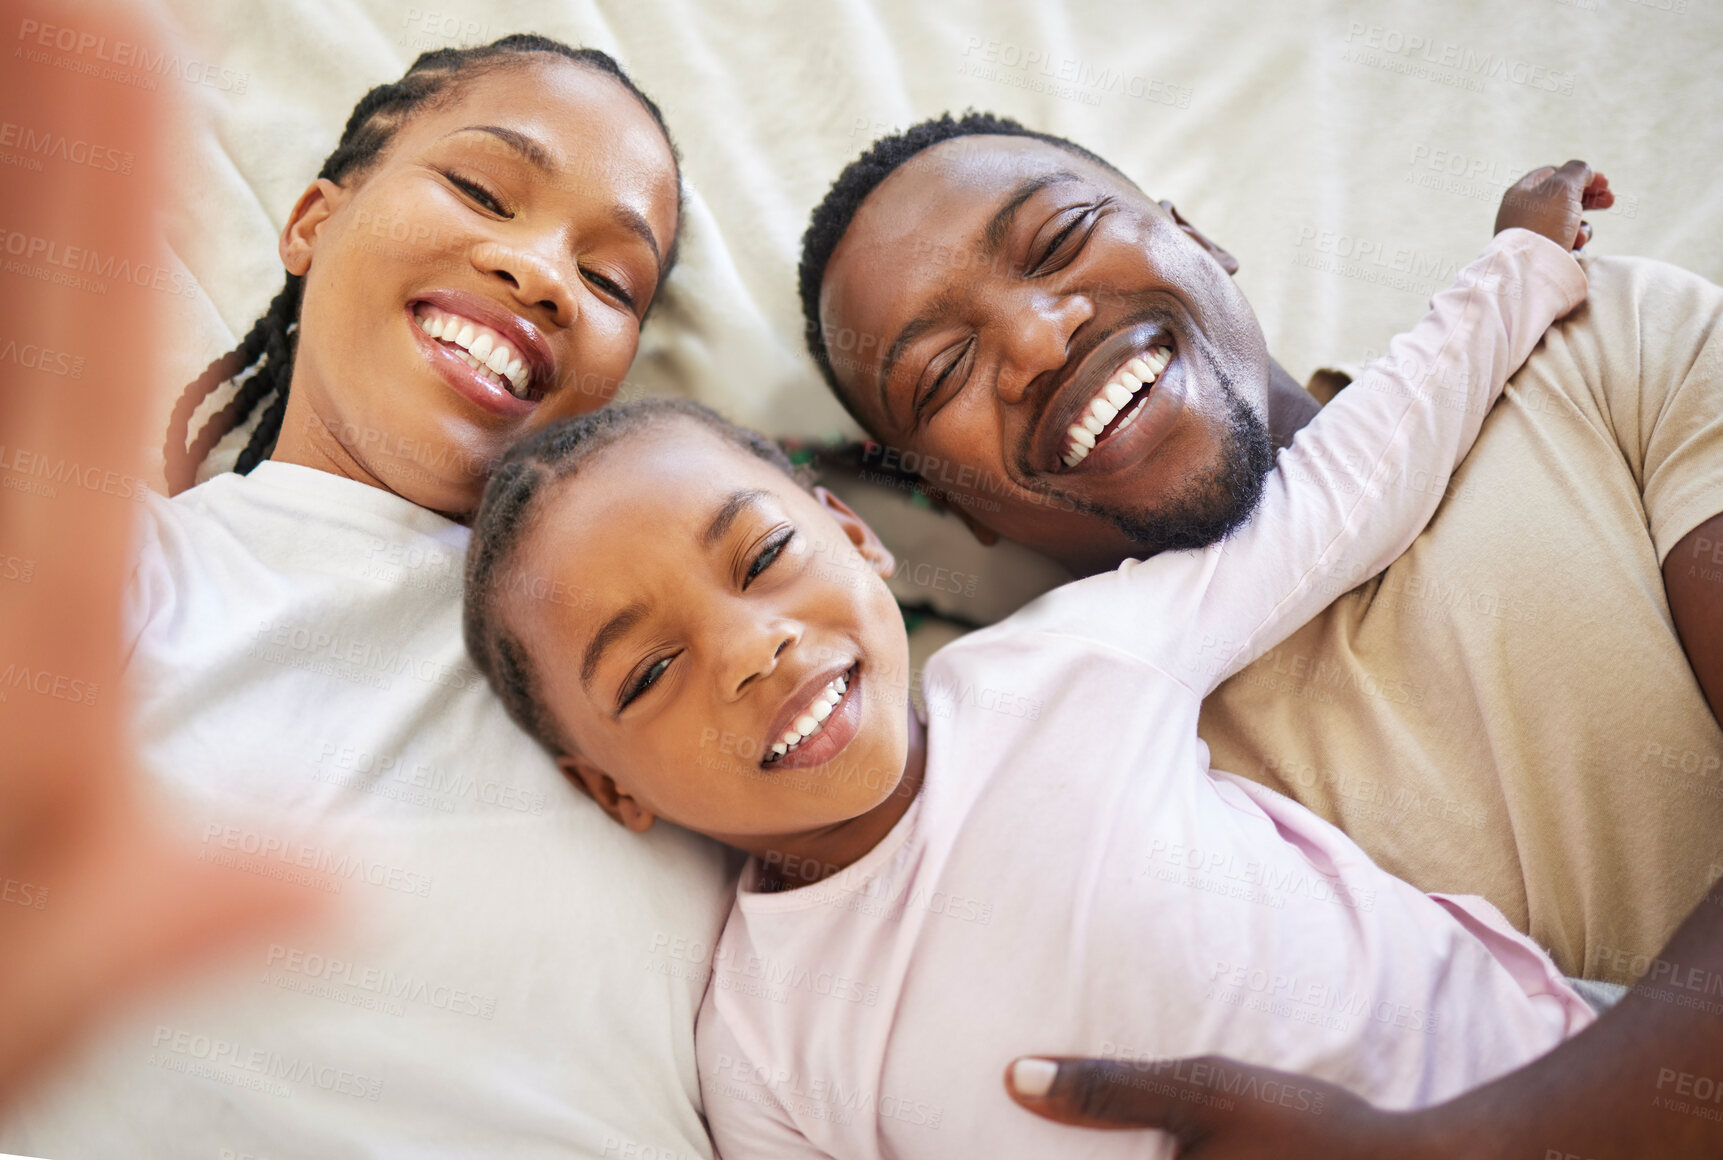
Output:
(463, 397), (811, 753)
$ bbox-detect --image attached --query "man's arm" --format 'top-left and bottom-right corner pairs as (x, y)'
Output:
(1665, 513), (1723, 727)
(1003, 872), (1723, 1158)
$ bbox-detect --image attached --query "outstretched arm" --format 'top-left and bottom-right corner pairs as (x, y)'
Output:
(1003, 872), (1723, 1158)
(0, 3), (316, 1105)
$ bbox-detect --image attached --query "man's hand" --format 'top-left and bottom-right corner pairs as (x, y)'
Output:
(1495, 159), (1614, 252)
(1004, 1055), (1428, 1159)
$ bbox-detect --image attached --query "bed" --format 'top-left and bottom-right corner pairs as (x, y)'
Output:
(9, 0), (1722, 1156)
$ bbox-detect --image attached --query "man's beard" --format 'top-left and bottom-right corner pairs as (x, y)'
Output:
(1068, 375), (1275, 557)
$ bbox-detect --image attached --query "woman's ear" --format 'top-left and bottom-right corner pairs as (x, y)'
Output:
(812, 485), (897, 579)
(1159, 199), (1240, 276)
(555, 752), (656, 833)
(279, 178), (350, 277)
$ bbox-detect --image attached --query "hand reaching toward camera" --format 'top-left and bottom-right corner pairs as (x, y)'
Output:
(0, 3), (319, 1106)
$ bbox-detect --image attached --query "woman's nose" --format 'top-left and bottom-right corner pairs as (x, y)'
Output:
(470, 239), (578, 328)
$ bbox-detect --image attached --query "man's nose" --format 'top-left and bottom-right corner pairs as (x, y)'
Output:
(993, 290), (1095, 405)
(470, 239), (579, 329)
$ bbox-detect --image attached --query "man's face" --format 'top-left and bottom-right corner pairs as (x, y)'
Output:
(819, 135), (1276, 574)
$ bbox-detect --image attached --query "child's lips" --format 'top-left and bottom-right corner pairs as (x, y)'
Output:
(761, 665), (863, 772)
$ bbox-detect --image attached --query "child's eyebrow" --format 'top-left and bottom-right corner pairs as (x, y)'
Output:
(701, 489), (768, 548)
(581, 601), (647, 692)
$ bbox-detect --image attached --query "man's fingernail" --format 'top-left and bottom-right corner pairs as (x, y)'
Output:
(1010, 1057), (1059, 1098)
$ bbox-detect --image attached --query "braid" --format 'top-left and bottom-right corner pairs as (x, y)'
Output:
(162, 34), (682, 494)
(463, 399), (809, 754)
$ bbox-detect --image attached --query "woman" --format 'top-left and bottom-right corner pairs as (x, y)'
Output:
(1, 31), (730, 1160)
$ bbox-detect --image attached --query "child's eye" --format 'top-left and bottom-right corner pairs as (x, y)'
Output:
(444, 170), (508, 216)
(620, 655), (673, 710)
(745, 529), (795, 587)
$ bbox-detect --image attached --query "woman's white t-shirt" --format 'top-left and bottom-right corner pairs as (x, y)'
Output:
(3, 461), (732, 1159)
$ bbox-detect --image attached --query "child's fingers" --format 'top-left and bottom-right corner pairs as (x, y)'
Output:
(1582, 173), (1614, 210)
(1553, 159), (1594, 191)
(1573, 221), (1593, 252)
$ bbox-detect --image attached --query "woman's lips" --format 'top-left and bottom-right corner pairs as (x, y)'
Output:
(407, 304), (537, 418)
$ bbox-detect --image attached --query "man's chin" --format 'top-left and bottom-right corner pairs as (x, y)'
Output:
(1080, 378), (1275, 560)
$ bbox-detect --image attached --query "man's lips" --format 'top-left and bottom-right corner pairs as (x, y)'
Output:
(1034, 323), (1186, 477)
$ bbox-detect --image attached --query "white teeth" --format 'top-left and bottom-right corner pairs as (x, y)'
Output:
(765, 671), (852, 762)
(1059, 347), (1177, 467)
(416, 307), (535, 398)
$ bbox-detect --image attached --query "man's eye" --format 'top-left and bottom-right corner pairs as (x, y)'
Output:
(915, 340), (973, 424)
(1031, 200), (1109, 274)
(746, 529), (795, 586)
(445, 171), (508, 216)
(621, 655), (673, 709)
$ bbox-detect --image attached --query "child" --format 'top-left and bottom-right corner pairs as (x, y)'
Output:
(463, 170), (1599, 1158)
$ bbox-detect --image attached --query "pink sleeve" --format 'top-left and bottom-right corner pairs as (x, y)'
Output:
(1136, 228), (1588, 693)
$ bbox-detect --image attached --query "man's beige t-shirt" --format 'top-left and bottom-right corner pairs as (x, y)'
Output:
(1199, 254), (1723, 983)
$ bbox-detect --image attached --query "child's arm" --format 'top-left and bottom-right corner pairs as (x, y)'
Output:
(1074, 166), (1599, 694)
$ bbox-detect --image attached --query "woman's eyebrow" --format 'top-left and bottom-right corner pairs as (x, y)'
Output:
(446, 125), (662, 268)
(448, 124), (556, 172)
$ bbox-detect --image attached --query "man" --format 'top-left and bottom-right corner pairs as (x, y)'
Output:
(800, 112), (1723, 987)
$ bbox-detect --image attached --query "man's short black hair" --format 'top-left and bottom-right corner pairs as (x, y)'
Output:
(797, 111), (1127, 423)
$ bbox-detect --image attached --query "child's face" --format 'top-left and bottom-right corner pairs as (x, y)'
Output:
(504, 420), (914, 844)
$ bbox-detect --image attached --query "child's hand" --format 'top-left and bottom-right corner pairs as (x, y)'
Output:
(1494, 159), (1613, 253)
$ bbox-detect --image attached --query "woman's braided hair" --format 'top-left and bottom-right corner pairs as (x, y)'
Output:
(463, 397), (811, 754)
(163, 34), (681, 494)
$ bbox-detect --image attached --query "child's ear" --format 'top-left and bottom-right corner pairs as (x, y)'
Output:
(279, 178), (350, 277)
(812, 485), (897, 579)
(555, 752), (656, 832)
(1159, 199), (1240, 276)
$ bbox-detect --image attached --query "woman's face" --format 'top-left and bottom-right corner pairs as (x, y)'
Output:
(277, 57), (680, 515)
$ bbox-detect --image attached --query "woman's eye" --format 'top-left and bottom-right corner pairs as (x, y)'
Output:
(445, 171), (507, 216)
(581, 267), (637, 312)
(746, 529), (795, 586)
(621, 655), (673, 709)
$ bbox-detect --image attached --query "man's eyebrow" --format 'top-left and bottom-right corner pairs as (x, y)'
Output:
(702, 489), (768, 548)
(983, 170), (1082, 255)
(872, 171), (1082, 426)
(581, 601), (648, 692)
(451, 125), (556, 172)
